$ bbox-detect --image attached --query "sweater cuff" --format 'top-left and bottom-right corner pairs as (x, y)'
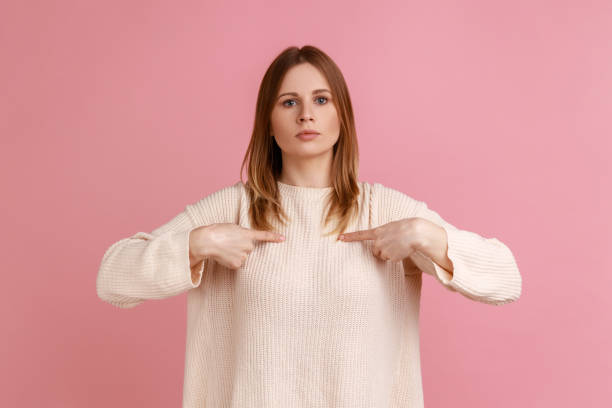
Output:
(410, 226), (461, 291)
(161, 227), (206, 292)
(430, 226), (464, 290)
(184, 227), (205, 288)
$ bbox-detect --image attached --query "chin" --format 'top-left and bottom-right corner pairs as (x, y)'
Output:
(293, 146), (335, 157)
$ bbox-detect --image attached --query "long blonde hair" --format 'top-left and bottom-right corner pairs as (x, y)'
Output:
(239, 45), (360, 237)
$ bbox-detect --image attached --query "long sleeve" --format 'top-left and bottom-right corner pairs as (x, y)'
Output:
(96, 181), (244, 309)
(96, 207), (205, 309)
(373, 182), (522, 306)
(411, 200), (522, 306)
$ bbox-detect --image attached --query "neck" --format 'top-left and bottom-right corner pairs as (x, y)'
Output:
(278, 151), (333, 188)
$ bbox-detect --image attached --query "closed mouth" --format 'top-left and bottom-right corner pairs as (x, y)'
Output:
(296, 131), (320, 137)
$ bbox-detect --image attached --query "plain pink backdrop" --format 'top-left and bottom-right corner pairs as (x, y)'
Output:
(2, 0), (610, 406)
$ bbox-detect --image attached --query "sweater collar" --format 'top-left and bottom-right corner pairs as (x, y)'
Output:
(276, 180), (334, 199)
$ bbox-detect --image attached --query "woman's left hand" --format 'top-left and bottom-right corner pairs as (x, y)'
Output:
(338, 218), (425, 262)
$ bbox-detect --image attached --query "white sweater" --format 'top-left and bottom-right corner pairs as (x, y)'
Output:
(96, 180), (522, 407)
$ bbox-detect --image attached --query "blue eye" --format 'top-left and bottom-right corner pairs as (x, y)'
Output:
(282, 96), (329, 107)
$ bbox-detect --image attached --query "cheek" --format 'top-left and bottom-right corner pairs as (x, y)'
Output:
(269, 112), (295, 148)
(269, 110), (280, 131)
(270, 110), (292, 131)
(322, 107), (341, 133)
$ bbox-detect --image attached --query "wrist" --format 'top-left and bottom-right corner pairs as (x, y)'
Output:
(411, 218), (432, 253)
(195, 225), (217, 259)
(189, 227), (210, 263)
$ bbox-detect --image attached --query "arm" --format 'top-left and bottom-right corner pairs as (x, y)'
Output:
(96, 208), (206, 309)
(96, 181), (243, 309)
(373, 182), (522, 306)
(409, 200), (522, 306)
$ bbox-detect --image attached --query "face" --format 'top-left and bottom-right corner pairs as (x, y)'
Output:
(270, 62), (341, 160)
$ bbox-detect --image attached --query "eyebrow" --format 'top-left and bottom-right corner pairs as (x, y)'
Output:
(277, 89), (331, 99)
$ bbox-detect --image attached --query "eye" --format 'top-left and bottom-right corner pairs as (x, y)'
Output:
(281, 96), (329, 107)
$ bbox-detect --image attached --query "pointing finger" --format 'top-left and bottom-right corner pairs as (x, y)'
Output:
(339, 228), (377, 242)
(247, 228), (285, 242)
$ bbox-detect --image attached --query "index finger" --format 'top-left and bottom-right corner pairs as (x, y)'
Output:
(339, 228), (377, 242)
(246, 228), (285, 242)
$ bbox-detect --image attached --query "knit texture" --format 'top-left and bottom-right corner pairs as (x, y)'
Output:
(96, 180), (522, 407)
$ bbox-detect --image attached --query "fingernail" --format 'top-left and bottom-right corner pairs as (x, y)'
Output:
(338, 234), (344, 241)
(279, 235), (285, 241)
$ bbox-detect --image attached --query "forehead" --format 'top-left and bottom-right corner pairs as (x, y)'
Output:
(277, 63), (331, 93)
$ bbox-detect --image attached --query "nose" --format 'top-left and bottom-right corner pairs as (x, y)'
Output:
(297, 105), (314, 123)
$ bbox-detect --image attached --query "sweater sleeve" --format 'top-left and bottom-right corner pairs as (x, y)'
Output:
(373, 182), (522, 306)
(96, 181), (243, 309)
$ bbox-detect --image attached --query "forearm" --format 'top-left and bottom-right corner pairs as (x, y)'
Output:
(413, 218), (454, 276)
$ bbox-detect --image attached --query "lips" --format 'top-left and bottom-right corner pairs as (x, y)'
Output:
(296, 131), (319, 141)
(296, 130), (320, 137)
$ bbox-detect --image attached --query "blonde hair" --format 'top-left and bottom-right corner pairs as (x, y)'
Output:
(239, 45), (360, 237)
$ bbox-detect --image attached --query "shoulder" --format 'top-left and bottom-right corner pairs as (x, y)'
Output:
(365, 181), (423, 226)
(185, 180), (246, 226)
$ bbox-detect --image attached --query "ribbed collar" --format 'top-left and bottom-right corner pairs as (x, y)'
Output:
(276, 180), (334, 199)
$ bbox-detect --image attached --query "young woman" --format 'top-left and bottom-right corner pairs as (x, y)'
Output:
(97, 45), (522, 408)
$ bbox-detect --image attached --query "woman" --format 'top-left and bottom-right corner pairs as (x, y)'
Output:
(96, 45), (522, 407)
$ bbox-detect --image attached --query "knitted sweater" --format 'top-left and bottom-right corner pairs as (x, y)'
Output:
(96, 180), (522, 407)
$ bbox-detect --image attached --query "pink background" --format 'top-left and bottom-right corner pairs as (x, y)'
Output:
(2, 0), (610, 406)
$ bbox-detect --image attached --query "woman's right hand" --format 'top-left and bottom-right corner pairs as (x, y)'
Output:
(189, 223), (285, 270)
